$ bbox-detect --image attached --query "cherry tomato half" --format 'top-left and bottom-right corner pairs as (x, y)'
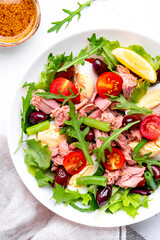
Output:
(85, 58), (95, 64)
(50, 77), (80, 104)
(140, 115), (160, 140)
(96, 72), (123, 98)
(102, 147), (125, 171)
(63, 151), (87, 175)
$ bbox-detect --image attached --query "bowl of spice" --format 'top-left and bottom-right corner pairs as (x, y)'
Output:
(0, 0), (41, 47)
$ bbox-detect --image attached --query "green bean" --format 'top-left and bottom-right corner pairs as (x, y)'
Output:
(133, 138), (149, 154)
(82, 117), (110, 132)
(26, 120), (50, 135)
(144, 171), (157, 190)
(76, 176), (107, 186)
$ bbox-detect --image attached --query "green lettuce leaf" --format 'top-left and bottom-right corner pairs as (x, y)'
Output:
(35, 169), (53, 187)
(130, 80), (150, 103)
(52, 183), (91, 206)
(24, 139), (51, 170)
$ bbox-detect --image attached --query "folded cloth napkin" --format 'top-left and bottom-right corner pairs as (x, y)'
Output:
(0, 135), (145, 240)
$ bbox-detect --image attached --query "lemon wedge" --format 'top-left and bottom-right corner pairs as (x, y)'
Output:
(112, 47), (157, 83)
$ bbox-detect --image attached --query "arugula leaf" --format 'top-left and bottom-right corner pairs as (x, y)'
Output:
(24, 139), (51, 170)
(35, 88), (82, 106)
(100, 39), (120, 71)
(35, 169), (53, 187)
(129, 44), (159, 70)
(133, 153), (160, 176)
(93, 121), (140, 164)
(14, 83), (34, 153)
(109, 94), (152, 115)
(34, 53), (72, 91)
(48, 0), (95, 33)
(65, 100), (93, 165)
(52, 183), (91, 205)
(57, 33), (105, 72)
(130, 80), (150, 103)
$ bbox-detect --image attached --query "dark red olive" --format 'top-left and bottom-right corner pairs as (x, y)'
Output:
(55, 65), (74, 79)
(96, 185), (112, 207)
(53, 166), (69, 189)
(85, 129), (94, 142)
(130, 188), (152, 196)
(28, 111), (47, 125)
(137, 177), (146, 188)
(93, 58), (109, 76)
(151, 165), (160, 180)
(122, 114), (142, 130)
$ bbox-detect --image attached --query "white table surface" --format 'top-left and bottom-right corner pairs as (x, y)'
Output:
(1, 0), (160, 239)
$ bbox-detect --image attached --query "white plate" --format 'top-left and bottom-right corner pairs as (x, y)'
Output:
(7, 29), (160, 227)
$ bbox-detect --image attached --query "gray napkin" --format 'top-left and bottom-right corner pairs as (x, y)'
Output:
(0, 135), (145, 240)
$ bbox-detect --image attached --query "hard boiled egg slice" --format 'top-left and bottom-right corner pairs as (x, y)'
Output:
(36, 123), (66, 148)
(74, 61), (97, 101)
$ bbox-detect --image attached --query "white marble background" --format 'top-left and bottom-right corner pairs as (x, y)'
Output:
(1, 0), (160, 239)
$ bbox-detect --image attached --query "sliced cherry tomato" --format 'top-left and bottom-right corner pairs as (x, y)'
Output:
(85, 58), (95, 64)
(96, 72), (123, 98)
(63, 151), (87, 175)
(102, 147), (125, 171)
(140, 115), (160, 140)
(49, 77), (80, 104)
(55, 65), (74, 79)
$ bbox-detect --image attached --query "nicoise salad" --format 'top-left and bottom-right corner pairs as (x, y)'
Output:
(16, 34), (160, 218)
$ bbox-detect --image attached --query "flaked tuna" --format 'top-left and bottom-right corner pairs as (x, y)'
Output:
(116, 165), (145, 188)
(116, 65), (137, 100)
(50, 106), (70, 129)
(32, 89), (61, 114)
(93, 93), (111, 111)
(104, 164), (145, 188)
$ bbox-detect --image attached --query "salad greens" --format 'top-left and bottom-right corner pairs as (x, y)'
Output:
(108, 94), (152, 115)
(15, 83), (34, 153)
(52, 183), (91, 206)
(35, 88), (82, 106)
(48, 0), (95, 33)
(35, 169), (53, 187)
(57, 34), (104, 72)
(101, 186), (149, 218)
(93, 121), (140, 164)
(65, 101), (93, 165)
(24, 139), (51, 170)
(35, 53), (73, 91)
(100, 39), (120, 71)
(130, 80), (150, 103)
